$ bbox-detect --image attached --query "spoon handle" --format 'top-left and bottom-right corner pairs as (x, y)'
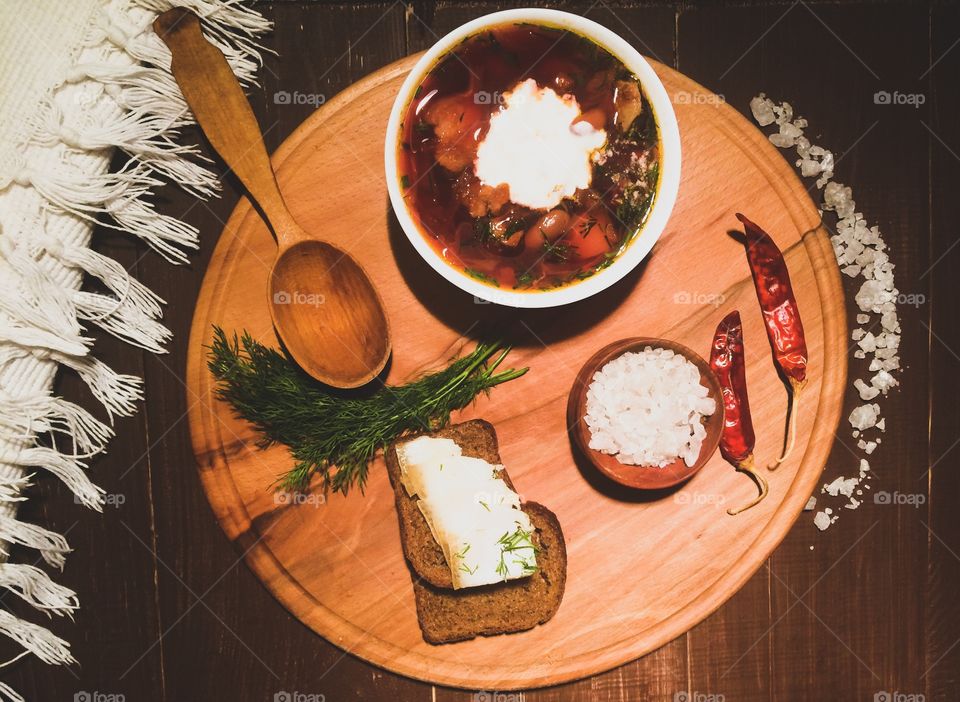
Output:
(154, 8), (297, 243)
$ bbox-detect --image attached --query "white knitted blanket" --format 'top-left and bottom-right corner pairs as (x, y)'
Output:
(0, 2), (268, 699)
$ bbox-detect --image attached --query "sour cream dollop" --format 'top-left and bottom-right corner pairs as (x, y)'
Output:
(474, 79), (607, 210)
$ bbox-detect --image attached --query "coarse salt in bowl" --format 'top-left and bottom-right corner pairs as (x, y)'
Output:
(567, 338), (724, 490)
(584, 346), (717, 468)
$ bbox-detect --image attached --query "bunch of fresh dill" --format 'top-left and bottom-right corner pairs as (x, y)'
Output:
(207, 327), (528, 494)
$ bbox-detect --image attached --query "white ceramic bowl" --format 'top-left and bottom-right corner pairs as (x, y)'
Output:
(384, 8), (681, 308)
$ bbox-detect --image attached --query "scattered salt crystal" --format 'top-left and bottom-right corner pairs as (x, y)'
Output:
(871, 370), (898, 394)
(751, 93), (902, 532)
(800, 158), (821, 177)
(856, 280), (888, 313)
(849, 404), (880, 431)
(770, 132), (797, 148)
(824, 181), (854, 216)
(804, 496), (817, 511)
(854, 378), (880, 401)
(749, 94), (776, 126)
(773, 101), (793, 124)
(823, 477), (857, 498)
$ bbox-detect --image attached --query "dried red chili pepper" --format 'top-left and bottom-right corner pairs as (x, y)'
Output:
(736, 213), (808, 471)
(710, 310), (768, 515)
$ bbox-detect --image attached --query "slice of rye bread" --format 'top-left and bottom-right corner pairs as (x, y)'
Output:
(385, 419), (567, 644)
(411, 502), (567, 644)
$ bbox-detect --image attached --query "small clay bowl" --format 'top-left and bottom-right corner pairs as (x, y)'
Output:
(567, 337), (724, 490)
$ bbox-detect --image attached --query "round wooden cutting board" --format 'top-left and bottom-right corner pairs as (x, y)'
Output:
(186, 55), (846, 689)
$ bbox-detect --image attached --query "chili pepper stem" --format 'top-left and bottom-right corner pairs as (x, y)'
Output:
(768, 380), (804, 471)
(727, 455), (769, 516)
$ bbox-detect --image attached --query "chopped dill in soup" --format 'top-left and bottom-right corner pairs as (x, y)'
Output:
(398, 22), (661, 291)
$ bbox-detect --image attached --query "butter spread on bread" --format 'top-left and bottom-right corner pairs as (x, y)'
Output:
(395, 435), (537, 589)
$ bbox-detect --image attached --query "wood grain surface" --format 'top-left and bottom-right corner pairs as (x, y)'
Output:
(5, 2), (957, 701)
(183, 53), (846, 688)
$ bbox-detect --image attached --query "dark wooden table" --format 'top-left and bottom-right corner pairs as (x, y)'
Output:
(6, 1), (959, 700)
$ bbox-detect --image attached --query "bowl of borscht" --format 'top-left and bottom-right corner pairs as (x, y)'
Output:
(385, 8), (680, 308)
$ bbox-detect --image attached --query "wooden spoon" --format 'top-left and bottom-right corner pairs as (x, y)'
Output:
(154, 8), (390, 389)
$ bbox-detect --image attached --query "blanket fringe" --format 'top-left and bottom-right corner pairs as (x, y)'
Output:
(107, 190), (199, 264)
(0, 474), (32, 504)
(0, 346), (143, 422)
(0, 680), (26, 702)
(1, 447), (104, 511)
(0, 562), (79, 617)
(0, 611), (74, 666)
(60, 356), (144, 420)
(0, 391), (114, 458)
(44, 237), (165, 320)
(7, 159), (202, 262)
(66, 61), (191, 124)
(0, 0), (271, 691)
(0, 238), (89, 357)
(74, 290), (172, 353)
(0, 516), (71, 570)
(30, 100), (221, 200)
(135, 0), (273, 63)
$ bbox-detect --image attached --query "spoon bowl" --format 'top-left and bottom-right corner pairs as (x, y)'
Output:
(269, 239), (390, 387)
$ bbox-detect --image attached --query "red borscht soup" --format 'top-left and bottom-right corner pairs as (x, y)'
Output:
(397, 23), (660, 291)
